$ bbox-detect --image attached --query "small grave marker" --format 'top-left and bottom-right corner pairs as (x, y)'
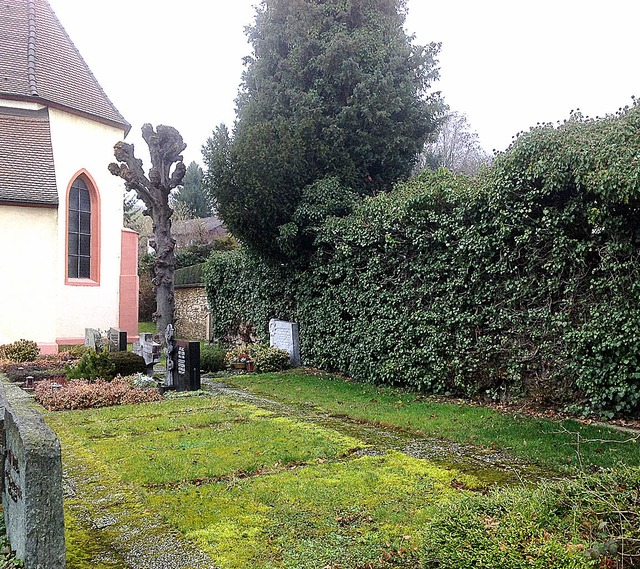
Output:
(133, 333), (161, 375)
(84, 328), (102, 351)
(269, 319), (301, 366)
(107, 328), (127, 352)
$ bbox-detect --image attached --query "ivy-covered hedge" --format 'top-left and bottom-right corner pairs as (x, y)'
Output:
(205, 249), (296, 341)
(205, 106), (640, 418)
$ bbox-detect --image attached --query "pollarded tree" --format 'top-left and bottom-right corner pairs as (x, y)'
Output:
(203, 0), (445, 257)
(109, 124), (187, 336)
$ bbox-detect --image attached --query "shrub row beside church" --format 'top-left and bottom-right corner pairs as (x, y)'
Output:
(206, 106), (640, 418)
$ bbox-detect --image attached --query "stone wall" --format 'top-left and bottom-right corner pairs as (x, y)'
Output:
(175, 285), (210, 341)
(0, 377), (66, 568)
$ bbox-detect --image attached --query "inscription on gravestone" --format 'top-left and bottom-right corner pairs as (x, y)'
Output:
(177, 345), (186, 376)
(170, 340), (201, 392)
(269, 319), (301, 366)
(107, 328), (127, 352)
(4, 448), (22, 503)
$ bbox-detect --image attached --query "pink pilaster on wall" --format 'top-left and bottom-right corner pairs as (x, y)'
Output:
(119, 228), (139, 342)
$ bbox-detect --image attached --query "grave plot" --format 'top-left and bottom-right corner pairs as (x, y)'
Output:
(41, 381), (615, 569)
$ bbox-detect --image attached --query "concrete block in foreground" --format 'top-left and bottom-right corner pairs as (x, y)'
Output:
(0, 379), (66, 568)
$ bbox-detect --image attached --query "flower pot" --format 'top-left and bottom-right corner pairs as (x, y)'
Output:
(232, 362), (246, 370)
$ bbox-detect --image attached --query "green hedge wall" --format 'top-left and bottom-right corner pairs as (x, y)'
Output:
(174, 263), (206, 286)
(205, 250), (296, 341)
(205, 107), (640, 418)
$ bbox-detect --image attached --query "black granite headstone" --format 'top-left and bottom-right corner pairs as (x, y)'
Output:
(172, 340), (201, 392)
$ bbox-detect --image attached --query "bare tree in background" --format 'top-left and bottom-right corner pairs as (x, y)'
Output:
(123, 189), (146, 233)
(109, 124), (187, 337)
(417, 112), (490, 176)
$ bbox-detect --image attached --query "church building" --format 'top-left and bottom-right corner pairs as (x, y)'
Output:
(0, 0), (138, 353)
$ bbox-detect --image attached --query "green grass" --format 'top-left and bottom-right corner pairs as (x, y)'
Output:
(223, 371), (640, 471)
(146, 451), (485, 568)
(138, 321), (156, 334)
(45, 379), (640, 568)
(48, 397), (362, 486)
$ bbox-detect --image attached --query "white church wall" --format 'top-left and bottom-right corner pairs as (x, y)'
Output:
(48, 108), (127, 344)
(0, 205), (58, 349)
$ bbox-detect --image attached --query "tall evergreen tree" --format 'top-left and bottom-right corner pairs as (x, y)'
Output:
(174, 161), (212, 218)
(203, 0), (445, 257)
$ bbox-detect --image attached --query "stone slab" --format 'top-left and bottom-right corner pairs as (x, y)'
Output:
(269, 319), (301, 366)
(0, 378), (66, 568)
(108, 328), (127, 352)
(172, 340), (201, 392)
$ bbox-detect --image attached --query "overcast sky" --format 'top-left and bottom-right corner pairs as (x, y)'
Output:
(48, 0), (640, 167)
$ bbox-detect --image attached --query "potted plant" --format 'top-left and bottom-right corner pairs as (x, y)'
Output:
(225, 345), (252, 370)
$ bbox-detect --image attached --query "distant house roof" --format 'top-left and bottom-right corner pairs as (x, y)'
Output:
(172, 216), (227, 247)
(0, 0), (129, 133)
(0, 107), (58, 206)
(172, 216), (225, 236)
(136, 215), (228, 251)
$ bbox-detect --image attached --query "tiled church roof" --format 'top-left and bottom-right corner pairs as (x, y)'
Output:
(0, 107), (58, 206)
(0, 0), (129, 131)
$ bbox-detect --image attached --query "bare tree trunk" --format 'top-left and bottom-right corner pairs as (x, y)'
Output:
(109, 124), (187, 341)
(151, 203), (176, 335)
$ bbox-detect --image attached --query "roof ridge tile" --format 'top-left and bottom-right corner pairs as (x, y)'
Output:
(27, 0), (38, 96)
(0, 0), (129, 132)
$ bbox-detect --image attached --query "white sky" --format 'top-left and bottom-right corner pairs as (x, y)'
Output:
(48, 0), (640, 166)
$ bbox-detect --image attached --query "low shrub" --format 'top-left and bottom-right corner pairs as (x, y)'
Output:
(40, 351), (83, 364)
(107, 351), (146, 377)
(421, 466), (640, 568)
(0, 357), (68, 382)
(222, 343), (291, 372)
(66, 349), (116, 382)
(201, 343), (226, 372)
(132, 373), (158, 389)
(58, 345), (93, 358)
(250, 344), (291, 373)
(35, 376), (163, 411)
(0, 339), (40, 362)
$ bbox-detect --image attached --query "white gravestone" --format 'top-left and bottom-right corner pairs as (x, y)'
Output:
(269, 319), (301, 366)
(84, 328), (102, 351)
